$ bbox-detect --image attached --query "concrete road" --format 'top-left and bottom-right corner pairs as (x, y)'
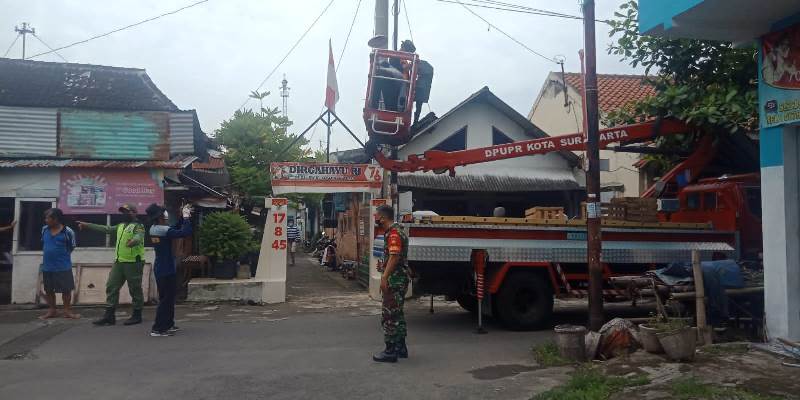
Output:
(0, 255), (643, 399)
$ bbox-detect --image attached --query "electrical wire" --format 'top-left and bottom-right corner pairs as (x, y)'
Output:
(402, 0), (414, 43)
(27, 0), (209, 59)
(3, 34), (20, 58)
(438, 0), (610, 23)
(454, 0), (558, 64)
(239, 0), (336, 111)
(32, 34), (68, 62)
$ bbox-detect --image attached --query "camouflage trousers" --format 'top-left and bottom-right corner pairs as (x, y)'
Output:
(381, 272), (409, 344)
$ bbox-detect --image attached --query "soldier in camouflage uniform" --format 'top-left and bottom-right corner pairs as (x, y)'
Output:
(373, 205), (410, 363)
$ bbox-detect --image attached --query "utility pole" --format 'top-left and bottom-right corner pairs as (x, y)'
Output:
(392, 0), (399, 51)
(582, 0), (604, 331)
(14, 22), (35, 60)
(279, 74), (290, 118)
(390, 0), (400, 221)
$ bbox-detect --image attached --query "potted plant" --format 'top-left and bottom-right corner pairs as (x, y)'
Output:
(199, 212), (255, 280)
(648, 317), (696, 362)
(638, 314), (666, 354)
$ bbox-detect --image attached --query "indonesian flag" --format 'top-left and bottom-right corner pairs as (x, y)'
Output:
(325, 40), (339, 111)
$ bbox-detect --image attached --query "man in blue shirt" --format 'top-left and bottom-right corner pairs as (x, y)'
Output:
(146, 203), (193, 337)
(40, 208), (78, 320)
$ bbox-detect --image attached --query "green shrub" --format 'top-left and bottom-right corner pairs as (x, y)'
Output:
(199, 212), (255, 261)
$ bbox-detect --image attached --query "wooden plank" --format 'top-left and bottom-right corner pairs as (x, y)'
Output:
(418, 216), (711, 230)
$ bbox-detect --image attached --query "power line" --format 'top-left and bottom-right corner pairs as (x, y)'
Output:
(2, 34), (20, 58)
(454, 0), (559, 64)
(437, 0), (610, 24)
(32, 34), (68, 62)
(402, 0), (414, 43)
(238, 0), (336, 111)
(27, 0), (209, 59)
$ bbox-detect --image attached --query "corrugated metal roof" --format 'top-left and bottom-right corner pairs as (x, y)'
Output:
(58, 109), (170, 160)
(399, 168), (581, 192)
(0, 106), (57, 157)
(170, 111), (195, 154)
(0, 155), (197, 169)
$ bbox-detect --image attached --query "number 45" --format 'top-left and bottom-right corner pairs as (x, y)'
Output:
(271, 240), (287, 250)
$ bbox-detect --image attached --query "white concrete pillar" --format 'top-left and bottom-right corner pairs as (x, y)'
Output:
(762, 125), (800, 341)
(256, 198), (288, 303)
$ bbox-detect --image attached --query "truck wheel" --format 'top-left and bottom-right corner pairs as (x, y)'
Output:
(495, 272), (554, 330)
(456, 295), (477, 314)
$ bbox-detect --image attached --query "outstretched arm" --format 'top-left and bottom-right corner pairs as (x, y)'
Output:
(0, 221), (16, 233)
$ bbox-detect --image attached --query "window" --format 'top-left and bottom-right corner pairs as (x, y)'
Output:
(71, 214), (108, 247)
(703, 192), (717, 211)
(431, 127), (467, 152)
(492, 127), (514, 145)
(685, 193), (700, 210)
(599, 159), (611, 172)
(17, 201), (53, 251)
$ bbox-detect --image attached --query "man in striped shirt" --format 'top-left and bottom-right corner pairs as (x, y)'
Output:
(286, 220), (300, 266)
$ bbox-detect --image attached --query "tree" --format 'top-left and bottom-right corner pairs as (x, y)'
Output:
(216, 104), (310, 198)
(605, 1), (758, 135)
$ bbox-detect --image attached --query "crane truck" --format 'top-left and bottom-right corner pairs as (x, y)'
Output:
(362, 50), (761, 330)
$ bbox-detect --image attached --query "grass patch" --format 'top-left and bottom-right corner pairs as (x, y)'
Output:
(533, 367), (649, 400)
(670, 377), (782, 400)
(531, 342), (569, 367)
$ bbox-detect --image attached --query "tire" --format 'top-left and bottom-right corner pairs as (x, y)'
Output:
(456, 294), (478, 314)
(495, 272), (554, 331)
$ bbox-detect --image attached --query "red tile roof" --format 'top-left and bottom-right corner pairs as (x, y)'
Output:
(562, 73), (657, 113)
(191, 155), (225, 170)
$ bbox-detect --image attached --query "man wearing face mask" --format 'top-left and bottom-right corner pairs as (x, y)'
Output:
(77, 204), (146, 326)
(373, 205), (410, 363)
(146, 203), (193, 337)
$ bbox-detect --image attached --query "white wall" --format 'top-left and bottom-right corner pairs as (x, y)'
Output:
(762, 126), (800, 341)
(0, 169), (59, 198)
(12, 248), (156, 304)
(529, 74), (643, 197)
(400, 101), (575, 177)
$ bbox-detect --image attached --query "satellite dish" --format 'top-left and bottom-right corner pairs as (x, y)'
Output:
(368, 35), (388, 49)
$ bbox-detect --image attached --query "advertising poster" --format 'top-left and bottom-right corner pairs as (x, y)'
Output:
(761, 23), (800, 128)
(59, 170), (164, 214)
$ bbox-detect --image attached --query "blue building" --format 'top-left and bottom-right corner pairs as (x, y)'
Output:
(639, 0), (800, 341)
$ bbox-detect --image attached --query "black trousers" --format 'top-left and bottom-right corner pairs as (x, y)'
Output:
(152, 274), (177, 332)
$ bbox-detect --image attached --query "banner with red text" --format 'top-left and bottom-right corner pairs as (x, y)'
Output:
(270, 162), (383, 194)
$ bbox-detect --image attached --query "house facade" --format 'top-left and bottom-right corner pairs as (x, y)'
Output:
(0, 58), (210, 304)
(529, 72), (657, 199)
(638, 0), (800, 340)
(398, 87), (585, 217)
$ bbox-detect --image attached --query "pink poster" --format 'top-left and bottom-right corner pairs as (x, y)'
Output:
(59, 170), (164, 214)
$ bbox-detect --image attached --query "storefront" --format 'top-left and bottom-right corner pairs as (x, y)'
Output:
(639, 0), (800, 340)
(2, 167), (170, 305)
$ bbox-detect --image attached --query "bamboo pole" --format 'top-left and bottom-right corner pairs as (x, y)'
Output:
(692, 250), (713, 345)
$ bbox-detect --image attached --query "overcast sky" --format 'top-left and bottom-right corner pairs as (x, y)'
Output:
(2, 0), (641, 153)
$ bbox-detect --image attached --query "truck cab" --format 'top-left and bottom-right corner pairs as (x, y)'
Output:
(666, 173), (762, 260)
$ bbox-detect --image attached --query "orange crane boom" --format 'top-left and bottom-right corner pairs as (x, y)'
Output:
(373, 118), (690, 176)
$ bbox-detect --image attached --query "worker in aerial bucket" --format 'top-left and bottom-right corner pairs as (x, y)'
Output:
(400, 40), (434, 124)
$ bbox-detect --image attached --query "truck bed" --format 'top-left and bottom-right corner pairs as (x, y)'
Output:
(403, 219), (737, 264)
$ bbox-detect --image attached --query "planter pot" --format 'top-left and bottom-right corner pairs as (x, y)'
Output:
(554, 324), (587, 362)
(213, 259), (238, 280)
(657, 327), (696, 362)
(638, 324), (665, 354)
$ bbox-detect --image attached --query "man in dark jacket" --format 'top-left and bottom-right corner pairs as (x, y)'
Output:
(146, 203), (193, 337)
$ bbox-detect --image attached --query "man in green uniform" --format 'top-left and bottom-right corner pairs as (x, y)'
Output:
(77, 204), (146, 326)
(373, 205), (410, 363)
